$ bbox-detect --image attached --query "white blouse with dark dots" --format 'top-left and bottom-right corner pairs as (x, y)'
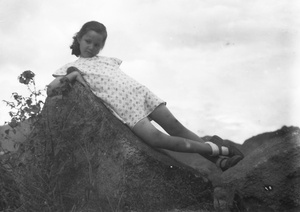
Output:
(53, 56), (166, 128)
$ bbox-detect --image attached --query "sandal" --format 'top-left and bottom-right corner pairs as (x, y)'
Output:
(205, 135), (244, 158)
(216, 155), (243, 171)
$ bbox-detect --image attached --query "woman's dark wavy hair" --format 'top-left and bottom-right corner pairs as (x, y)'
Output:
(70, 21), (107, 57)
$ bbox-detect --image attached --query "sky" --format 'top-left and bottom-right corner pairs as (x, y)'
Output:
(0, 0), (299, 144)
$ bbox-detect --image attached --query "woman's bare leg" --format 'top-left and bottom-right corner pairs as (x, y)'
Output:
(149, 104), (205, 142)
(133, 107), (242, 170)
(149, 104), (218, 163)
(132, 118), (212, 155)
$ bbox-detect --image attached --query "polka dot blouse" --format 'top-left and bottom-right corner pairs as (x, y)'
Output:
(53, 56), (166, 128)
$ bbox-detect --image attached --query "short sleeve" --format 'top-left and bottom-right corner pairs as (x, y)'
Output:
(52, 63), (71, 77)
(110, 57), (122, 67)
(99, 56), (122, 68)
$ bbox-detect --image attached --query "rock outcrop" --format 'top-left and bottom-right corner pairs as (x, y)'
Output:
(212, 126), (300, 212)
(8, 83), (214, 212)
(2, 80), (300, 212)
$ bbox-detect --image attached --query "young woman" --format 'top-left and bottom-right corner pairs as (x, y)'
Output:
(47, 21), (244, 171)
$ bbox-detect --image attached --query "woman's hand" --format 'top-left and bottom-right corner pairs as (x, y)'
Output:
(70, 71), (89, 88)
(66, 66), (89, 88)
(47, 67), (88, 97)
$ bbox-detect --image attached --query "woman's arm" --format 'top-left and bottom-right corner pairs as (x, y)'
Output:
(64, 71), (88, 87)
(47, 68), (88, 96)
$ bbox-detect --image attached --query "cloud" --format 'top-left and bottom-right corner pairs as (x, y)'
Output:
(0, 0), (41, 31)
(0, 0), (299, 143)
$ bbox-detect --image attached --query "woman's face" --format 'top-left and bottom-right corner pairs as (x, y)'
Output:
(78, 30), (104, 58)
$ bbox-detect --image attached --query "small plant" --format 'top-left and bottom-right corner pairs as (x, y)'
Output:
(0, 71), (46, 210)
(3, 70), (45, 128)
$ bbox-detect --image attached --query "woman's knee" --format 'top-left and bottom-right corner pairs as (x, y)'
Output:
(133, 118), (166, 147)
(165, 119), (187, 136)
(150, 106), (186, 136)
